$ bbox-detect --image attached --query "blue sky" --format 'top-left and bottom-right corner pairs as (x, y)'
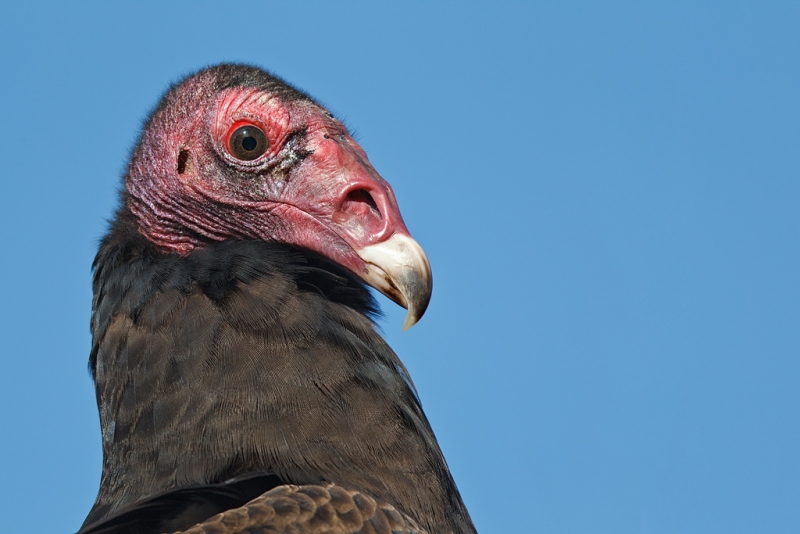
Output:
(1, 2), (798, 533)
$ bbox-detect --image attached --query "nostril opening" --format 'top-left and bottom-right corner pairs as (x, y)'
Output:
(347, 189), (382, 219)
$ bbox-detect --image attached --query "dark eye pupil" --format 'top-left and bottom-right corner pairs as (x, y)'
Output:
(228, 124), (268, 161)
(242, 136), (257, 151)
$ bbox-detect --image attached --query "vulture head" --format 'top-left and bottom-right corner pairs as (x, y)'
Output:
(127, 65), (431, 329)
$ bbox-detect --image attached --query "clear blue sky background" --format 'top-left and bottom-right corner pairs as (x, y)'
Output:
(0, 2), (798, 533)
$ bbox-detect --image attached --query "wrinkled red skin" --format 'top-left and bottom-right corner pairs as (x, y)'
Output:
(127, 73), (410, 278)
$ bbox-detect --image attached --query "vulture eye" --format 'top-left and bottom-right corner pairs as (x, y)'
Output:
(227, 122), (268, 161)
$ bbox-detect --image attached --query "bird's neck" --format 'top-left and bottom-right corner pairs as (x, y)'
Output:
(84, 210), (474, 533)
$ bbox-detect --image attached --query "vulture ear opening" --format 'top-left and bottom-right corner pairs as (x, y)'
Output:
(177, 149), (193, 175)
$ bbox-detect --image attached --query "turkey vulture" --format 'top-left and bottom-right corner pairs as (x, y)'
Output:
(78, 64), (476, 534)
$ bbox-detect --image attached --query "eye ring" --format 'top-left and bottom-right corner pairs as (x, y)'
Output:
(226, 121), (268, 161)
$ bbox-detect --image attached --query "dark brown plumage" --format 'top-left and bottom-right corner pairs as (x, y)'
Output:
(78, 65), (475, 534)
(180, 484), (425, 534)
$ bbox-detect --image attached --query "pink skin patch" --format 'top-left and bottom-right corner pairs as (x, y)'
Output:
(126, 74), (411, 279)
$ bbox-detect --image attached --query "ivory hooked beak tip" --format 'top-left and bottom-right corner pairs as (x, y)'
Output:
(356, 234), (432, 330)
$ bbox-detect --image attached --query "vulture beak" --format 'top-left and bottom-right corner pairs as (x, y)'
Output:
(356, 233), (432, 331)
